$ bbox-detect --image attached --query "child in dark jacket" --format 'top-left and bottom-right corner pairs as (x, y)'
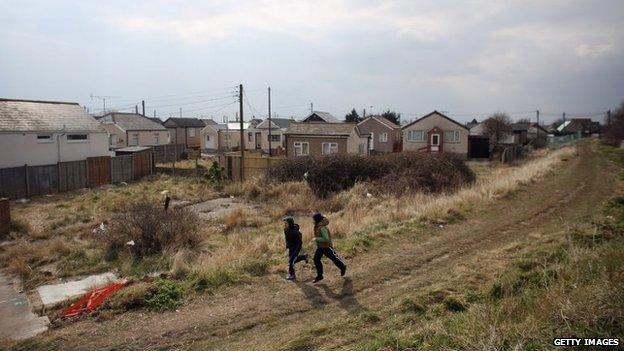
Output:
(283, 216), (308, 281)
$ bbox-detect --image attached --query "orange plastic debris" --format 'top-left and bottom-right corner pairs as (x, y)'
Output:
(63, 281), (126, 318)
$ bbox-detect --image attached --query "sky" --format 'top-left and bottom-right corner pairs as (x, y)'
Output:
(0, 0), (623, 124)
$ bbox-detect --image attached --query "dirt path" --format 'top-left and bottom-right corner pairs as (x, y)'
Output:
(10, 143), (616, 351)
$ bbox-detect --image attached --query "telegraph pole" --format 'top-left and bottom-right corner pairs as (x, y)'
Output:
(142, 100), (146, 116)
(536, 110), (540, 137)
(607, 110), (612, 125)
(239, 84), (245, 181)
(268, 87), (272, 156)
(563, 112), (566, 122)
(310, 102), (313, 114)
(135, 105), (138, 114)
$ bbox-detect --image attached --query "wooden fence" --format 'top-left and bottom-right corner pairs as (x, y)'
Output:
(0, 151), (153, 199)
(152, 144), (186, 164)
(219, 152), (285, 182)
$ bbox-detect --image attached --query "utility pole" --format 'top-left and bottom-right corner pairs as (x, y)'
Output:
(607, 110), (612, 125)
(135, 105), (138, 114)
(268, 87), (272, 156)
(239, 84), (245, 181)
(363, 108), (366, 119)
(310, 102), (313, 114)
(536, 110), (540, 137)
(153, 110), (156, 118)
(179, 108), (182, 117)
(142, 100), (145, 116)
(563, 112), (566, 123)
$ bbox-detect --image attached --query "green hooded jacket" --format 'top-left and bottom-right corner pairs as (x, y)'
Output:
(314, 217), (332, 248)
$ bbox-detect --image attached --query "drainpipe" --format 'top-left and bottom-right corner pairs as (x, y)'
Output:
(57, 125), (66, 163)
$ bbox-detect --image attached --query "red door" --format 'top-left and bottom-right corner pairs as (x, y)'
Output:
(427, 127), (444, 153)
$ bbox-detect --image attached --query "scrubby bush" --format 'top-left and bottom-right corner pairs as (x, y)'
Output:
(145, 278), (184, 310)
(269, 152), (475, 197)
(266, 156), (315, 182)
(104, 201), (201, 258)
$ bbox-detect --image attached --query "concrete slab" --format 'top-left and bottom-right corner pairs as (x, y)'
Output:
(36, 272), (117, 308)
(0, 274), (49, 341)
(188, 197), (259, 221)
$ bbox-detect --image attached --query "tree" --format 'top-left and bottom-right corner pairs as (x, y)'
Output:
(344, 108), (361, 123)
(483, 112), (512, 147)
(604, 102), (624, 146)
(380, 110), (401, 125)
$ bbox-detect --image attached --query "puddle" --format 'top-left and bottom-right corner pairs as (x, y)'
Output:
(36, 272), (117, 309)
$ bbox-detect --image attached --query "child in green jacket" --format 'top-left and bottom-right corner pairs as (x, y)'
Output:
(311, 212), (346, 283)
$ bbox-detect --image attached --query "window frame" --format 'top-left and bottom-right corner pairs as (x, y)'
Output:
(188, 128), (196, 137)
(444, 130), (460, 143)
(380, 132), (388, 143)
(130, 133), (139, 146)
(321, 142), (338, 155)
(36, 134), (54, 143)
(407, 130), (425, 142)
(269, 134), (281, 142)
(154, 133), (160, 145)
(293, 141), (309, 156)
(66, 133), (89, 143)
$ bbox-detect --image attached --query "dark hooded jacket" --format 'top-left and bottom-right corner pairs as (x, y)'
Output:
(284, 223), (303, 249)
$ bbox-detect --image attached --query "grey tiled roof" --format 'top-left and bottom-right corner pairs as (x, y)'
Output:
(285, 122), (360, 136)
(302, 111), (340, 123)
(102, 113), (167, 131)
(0, 98), (105, 133)
(164, 117), (205, 127)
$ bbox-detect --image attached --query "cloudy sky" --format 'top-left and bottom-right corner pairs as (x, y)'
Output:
(1, 0), (622, 124)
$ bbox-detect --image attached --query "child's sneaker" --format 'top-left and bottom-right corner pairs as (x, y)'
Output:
(313, 276), (323, 283)
(285, 275), (296, 281)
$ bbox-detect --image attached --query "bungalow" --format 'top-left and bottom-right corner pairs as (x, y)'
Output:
(402, 111), (469, 158)
(200, 121), (251, 153)
(357, 115), (402, 153)
(511, 122), (549, 145)
(301, 111), (340, 123)
(97, 112), (169, 149)
(252, 118), (295, 154)
(0, 98), (109, 168)
(163, 117), (205, 149)
(557, 118), (601, 137)
(284, 122), (370, 157)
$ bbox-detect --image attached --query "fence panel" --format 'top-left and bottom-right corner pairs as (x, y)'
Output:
(221, 154), (285, 181)
(87, 156), (111, 188)
(0, 166), (27, 198)
(111, 155), (133, 183)
(28, 164), (59, 196)
(152, 144), (185, 164)
(132, 150), (151, 180)
(59, 160), (87, 192)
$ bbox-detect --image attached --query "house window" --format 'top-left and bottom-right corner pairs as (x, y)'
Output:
(444, 130), (460, 142)
(188, 128), (196, 137)
(223, 134), (230, 141)
(67, 134), (88, 142)
(369, 132), (374, 150)
(322, 142), (338, 155)
(407, 130), (424, 141)
(380, 132), (388, 142)
(154, 133), (160, 145)
(248, 132), (253, 142)
(36, 134), (53, 143)
(131, 133), (139, 146)
(293, 142), (309, 156)
(358, 144), (366, 155)
(269, 134), (281, 142)
(109, 134), (118, 146)
(205, 134), (210, 141)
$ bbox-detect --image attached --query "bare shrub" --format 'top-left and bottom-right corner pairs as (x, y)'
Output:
(274, 152), (475, 197)
(266, 156), (315, 182)
(104, 202), (201, 257)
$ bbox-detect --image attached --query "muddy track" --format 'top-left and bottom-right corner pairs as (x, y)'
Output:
(14, 143), (615, 351)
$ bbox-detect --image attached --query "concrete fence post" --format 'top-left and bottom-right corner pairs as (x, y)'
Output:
(24, 164), (30, 198)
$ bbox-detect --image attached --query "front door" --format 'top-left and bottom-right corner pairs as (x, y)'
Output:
(255, 132), (261, 149)
(427, 127), (444, 153)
